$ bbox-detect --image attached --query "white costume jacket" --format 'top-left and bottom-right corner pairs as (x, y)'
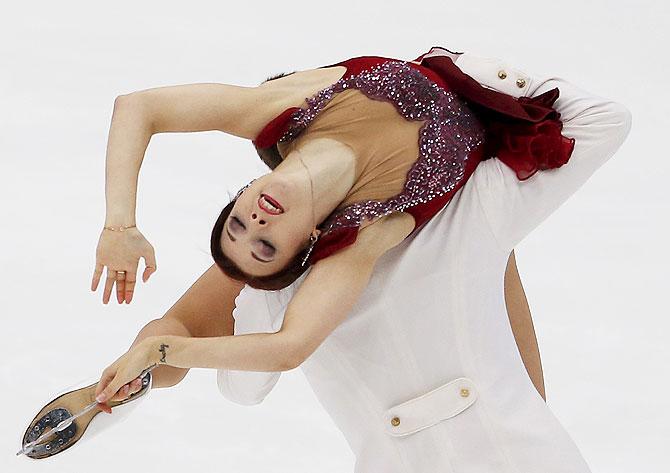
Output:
(217, 51), (632, 473)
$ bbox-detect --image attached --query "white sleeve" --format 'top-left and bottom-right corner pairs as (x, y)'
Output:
(216, 279), (301, 405)
(456, 52), (633, 253)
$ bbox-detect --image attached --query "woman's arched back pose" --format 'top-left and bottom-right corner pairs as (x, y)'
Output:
(24, 46), (628, 469)
(210, 49), (629, 473)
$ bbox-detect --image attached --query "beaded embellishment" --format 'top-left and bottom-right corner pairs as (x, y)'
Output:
(279, 59), (486, 235)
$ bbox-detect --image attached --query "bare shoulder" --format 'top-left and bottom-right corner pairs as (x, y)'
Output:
(260, 65), (348, 108)
(229, 64), (348, 140)
(356, 211), (416, 258)
(242, 65), (348, 140)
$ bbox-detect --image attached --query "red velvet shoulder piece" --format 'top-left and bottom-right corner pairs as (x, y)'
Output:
(310, 224), (359, 263)
(252, 107), (303, 149)
(414, 46), (575, 181)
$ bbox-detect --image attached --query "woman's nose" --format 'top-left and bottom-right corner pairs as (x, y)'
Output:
(250, 212), (267, 225)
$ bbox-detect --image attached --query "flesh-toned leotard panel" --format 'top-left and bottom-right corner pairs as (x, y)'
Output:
(276, 87), (426, 213)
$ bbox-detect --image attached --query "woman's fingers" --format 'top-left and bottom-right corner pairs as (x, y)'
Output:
(95, 369), (116, 398)
(129, 377), (143, 394)
(91, 262), (104, 291)
(98, 377), (143, 412)
(98, 264), (141, 304)
(123, 264), (139, 304)
(103, 267), (117, 304)
(109, 383), (131, 402)
(125, 276), (135, 304)
(116, 271), (126, 304)
(142, 247), (157, 283)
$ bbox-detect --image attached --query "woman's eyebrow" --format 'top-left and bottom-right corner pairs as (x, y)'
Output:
(226, 228), (272, 264)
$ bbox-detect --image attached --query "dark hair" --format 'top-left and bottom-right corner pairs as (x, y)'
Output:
(209, 68), (317, 291)
(210, 196), (314, 291)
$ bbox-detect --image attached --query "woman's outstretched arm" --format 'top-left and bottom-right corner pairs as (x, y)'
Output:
(134, 242), (384, 373)
(103, 82), (290, 244)
(123, 264), (244, 390)
(94, 80), (302, 304)
(94, 211), (414, 407)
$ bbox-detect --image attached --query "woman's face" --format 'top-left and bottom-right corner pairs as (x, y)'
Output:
(220, 174), (316, 277)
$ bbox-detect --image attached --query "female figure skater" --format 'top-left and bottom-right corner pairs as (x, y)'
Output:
(24, 46), (629, 470)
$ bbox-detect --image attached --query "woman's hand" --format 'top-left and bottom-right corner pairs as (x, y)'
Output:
(94, 339), (157, 408)
(95, 377), (145, 413)
(91, 226), (157, 304)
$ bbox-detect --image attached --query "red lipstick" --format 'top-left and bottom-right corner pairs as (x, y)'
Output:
(258, 194), (284, 215)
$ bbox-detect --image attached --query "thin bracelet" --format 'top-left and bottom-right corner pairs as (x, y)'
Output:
(104, 224), (137, 232)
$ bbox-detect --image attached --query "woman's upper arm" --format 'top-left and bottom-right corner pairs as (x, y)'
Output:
(119, 79), (299, 140)
(461, 53), (633, 252)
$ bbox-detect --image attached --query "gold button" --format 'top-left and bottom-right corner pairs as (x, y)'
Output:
(497, 70), (507, 80)
(516, 78), (526, 88)
(460, 388), (470, 397)
(390, 416), (400, 427)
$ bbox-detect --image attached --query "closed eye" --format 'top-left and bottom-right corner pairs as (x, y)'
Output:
(227, 216), (277, 260)
(257, 238), (276, 259)
(231, 216), (245, 231)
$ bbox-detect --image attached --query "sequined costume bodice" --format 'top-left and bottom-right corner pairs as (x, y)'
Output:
(275, 77), (428, 218)
(253, 56), (487, 263)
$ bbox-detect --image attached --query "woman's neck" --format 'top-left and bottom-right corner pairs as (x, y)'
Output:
(275, 138), (357, 226)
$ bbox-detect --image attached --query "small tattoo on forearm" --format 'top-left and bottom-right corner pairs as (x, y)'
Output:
(158, 343), (170, 363)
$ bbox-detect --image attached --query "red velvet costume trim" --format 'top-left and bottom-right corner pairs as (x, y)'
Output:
(416, 52), (576, 181)
(252, 107), (303, 149)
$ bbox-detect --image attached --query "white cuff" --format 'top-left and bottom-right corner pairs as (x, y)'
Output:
(454, 52), (534, 98)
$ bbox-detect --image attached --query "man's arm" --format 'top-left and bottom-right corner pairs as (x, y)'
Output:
(457, 52), (632, 253)
(504, 250), (546, 401)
